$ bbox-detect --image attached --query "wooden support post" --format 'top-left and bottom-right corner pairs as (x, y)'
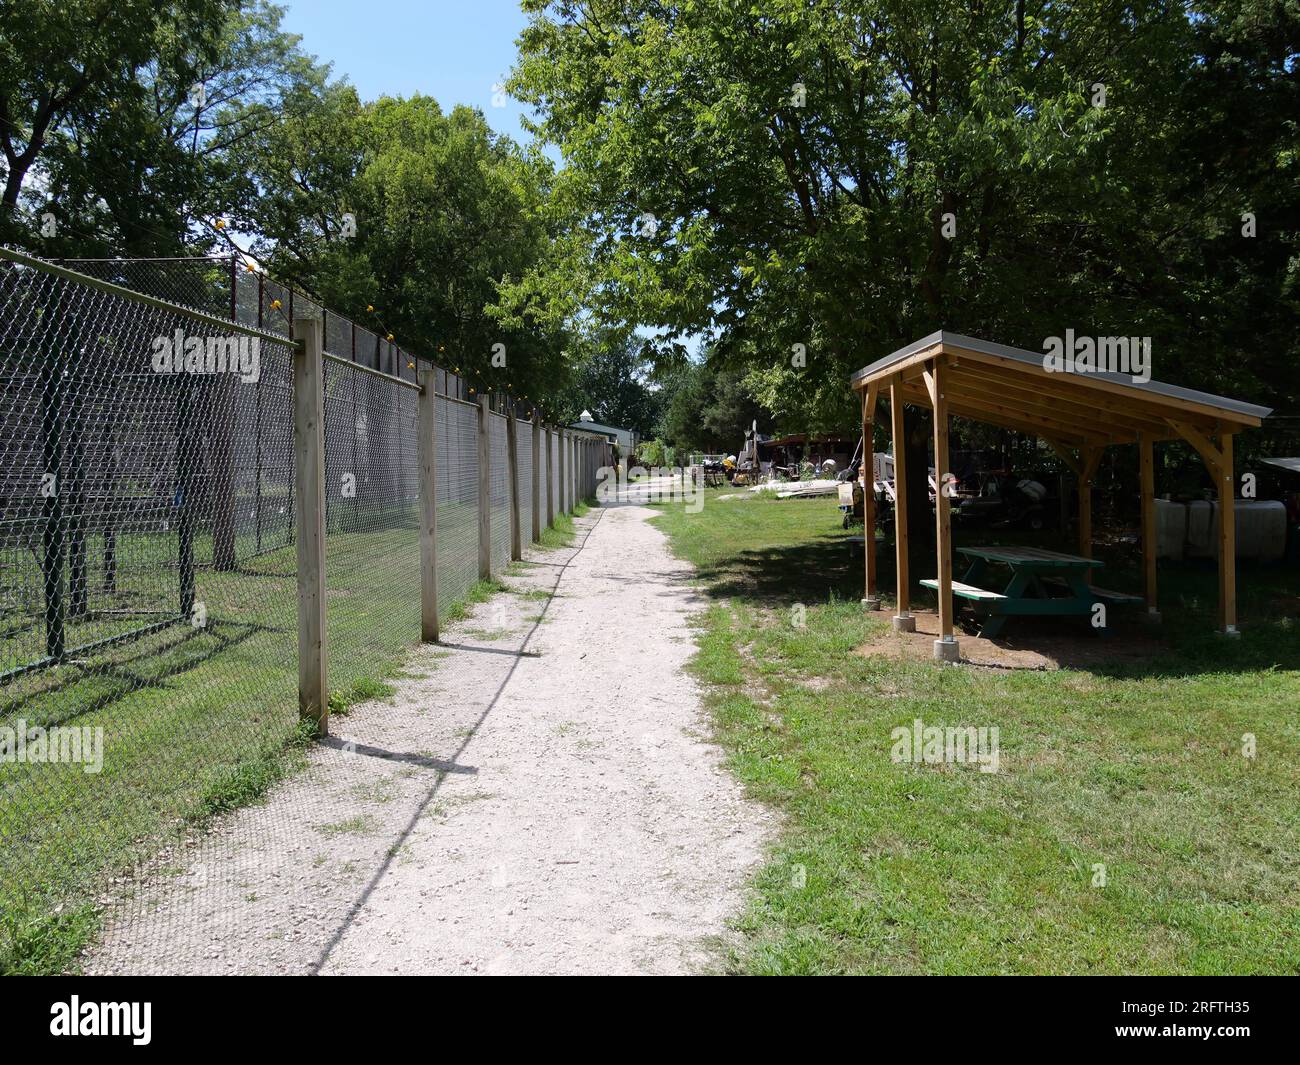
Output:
(1217, 432), (1237, 635)
(1168, 419), (1239, 634)
(930, 361), (958, 661)
(1138, 433), (1160, 622)
(507, 406), (522, 560)
(293, 317), (328, 735)
(477, 395), (491, 579)
(531, 416), (542, 541)
(860, 385), (879, 609)
(417, 369), (439, 642)
(889, 379), (913, 630)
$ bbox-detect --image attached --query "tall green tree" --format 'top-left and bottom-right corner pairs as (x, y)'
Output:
(565, 333), (661, 433)
(657, 359), (772, 454)
(229, 90), (572, 407)
(508, 0), (1297, 428)
(0, 0), (250, 253)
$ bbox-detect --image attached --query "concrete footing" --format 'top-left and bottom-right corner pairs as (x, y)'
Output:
(861, 596), (881, 611)
(892, 614), (915, 633)
(933, 636), (961, 663)
(1142, 609), (1163, 625)
(1218, 625), (1241, 638)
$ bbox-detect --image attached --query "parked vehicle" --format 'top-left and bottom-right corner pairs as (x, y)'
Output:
(954, 471), (1059, 531)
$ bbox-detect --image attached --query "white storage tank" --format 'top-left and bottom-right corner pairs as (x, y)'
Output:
(1156, 498), (1187, 561)
(1183, 500), (1287, 562)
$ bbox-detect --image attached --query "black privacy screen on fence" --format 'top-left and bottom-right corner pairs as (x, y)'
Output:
(0, 248), (611, 969)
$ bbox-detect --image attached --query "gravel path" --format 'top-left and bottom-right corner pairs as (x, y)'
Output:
(88, 503), (772, 975)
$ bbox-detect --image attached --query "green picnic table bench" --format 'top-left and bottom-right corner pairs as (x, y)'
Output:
(919, 545), (1142, 638)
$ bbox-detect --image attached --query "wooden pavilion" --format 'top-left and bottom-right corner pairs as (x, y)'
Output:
(850, 331), (1272, 660)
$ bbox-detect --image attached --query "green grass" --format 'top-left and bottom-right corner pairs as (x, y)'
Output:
(190, 718), (319, 822)
(652, 491), (1300, 975)
(442, 578), (508, 622)
(537, 511), (579, 549)
(329, 677), (398, 717)
(526, 494), (595, 551)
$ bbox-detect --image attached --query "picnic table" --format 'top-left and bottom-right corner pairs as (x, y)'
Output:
(919, 545), (1141, 638)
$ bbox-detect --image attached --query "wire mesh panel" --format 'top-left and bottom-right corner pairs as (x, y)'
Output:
(322, 359), (420, 697)
(549, 431), (560, 515)
(436, 396), (479, 613)
(58, 257), (234, 318)
(517, 420), (534, 538)
(488, 412), (510, 571)
(0, 255), (299, 950)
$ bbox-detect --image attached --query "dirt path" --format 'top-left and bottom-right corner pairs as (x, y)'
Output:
(88, 503), (771, 975)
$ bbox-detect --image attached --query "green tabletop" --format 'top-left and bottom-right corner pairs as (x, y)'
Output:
(958, 545), (1104, 568)
(940, 544), (1106, 637)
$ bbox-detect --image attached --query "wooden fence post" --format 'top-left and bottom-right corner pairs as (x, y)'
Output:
(507, 405), (522, 560)
(293, 316), (328, 735)
(531, 415), (542, 542)
(477, 395), (491, 578)
(418, 369), (439, 641)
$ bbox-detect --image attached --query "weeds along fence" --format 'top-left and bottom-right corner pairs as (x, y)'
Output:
(0, 247), (611, 963)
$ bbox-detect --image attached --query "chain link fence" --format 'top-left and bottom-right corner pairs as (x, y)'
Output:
(0, 249), (301, 969)
(488, 411), (511, 572)
(0, 248), (612, 972)
(436, 396), (481, 613)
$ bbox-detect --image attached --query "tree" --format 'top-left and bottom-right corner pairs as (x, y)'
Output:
(566, 334), (661, 435)
(0, 0), (237, 251)
(228, 90), (574, 409)
(510, 0), (1299, 559)
(656, 359), (772, 455)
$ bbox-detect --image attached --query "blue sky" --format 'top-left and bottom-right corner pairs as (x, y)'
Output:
(280, 0), (536, 143)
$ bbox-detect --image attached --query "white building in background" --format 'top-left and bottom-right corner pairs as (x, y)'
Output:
(571, 410), (639, 453)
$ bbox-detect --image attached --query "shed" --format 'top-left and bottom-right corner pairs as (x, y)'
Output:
(850, 331), (1272, 659)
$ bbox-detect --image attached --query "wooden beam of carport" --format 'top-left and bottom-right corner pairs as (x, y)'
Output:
(926, 360), (957, 659)
(1139, 432), (1159, 619)
(947, 364), (1179, 441)
(940, 341), (1264, 430)
(895, 381), (1106, 446)
(1076, 444), (1105, 580)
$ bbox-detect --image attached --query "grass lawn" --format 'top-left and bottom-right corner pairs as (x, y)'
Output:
(652, 489), (1300, 975)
